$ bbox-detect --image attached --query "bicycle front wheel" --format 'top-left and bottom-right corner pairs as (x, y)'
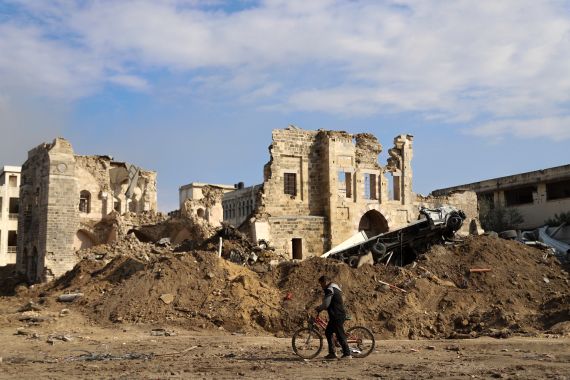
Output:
(291, 328), (323, 359)
(346, 326), (375, 358)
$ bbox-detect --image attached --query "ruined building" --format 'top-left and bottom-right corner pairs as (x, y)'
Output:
(16, 138), (157, 282)
(433, 164), (570, 229)
(188, 126), (478, 259)
(178, 182), (236, 227)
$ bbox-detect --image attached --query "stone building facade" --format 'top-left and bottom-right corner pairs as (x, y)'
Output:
(433, 164), (570, 229)
(231, 126), (478, 260)
(0, 166), (21, 266)
(17, 138), (157, 282)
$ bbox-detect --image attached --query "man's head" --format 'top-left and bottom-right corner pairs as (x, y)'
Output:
(318, 275), (330, 289)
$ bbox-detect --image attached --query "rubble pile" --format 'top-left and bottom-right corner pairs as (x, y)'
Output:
(133, 215), (216, 246)
(75, 233), (170, 262)
(26, 234), (567, 339)
(189, 225), (287, 270)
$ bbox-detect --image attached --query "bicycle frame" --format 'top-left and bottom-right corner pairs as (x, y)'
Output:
(310, 315), (360, 346)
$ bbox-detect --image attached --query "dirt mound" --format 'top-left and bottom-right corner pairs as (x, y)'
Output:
(36, 235), (569, 339)
(48, 252), (284, 333)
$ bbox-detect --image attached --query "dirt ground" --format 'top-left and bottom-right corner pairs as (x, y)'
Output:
(0, 315), (568, 380)
(1, 234), (569, 378)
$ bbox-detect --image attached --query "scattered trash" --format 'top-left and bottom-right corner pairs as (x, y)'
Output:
(469, 268), (491, 273)
(150, 328), (176, 337)
(65, 352), (154, 362)
(377, 280), (407, 293)
(58, 293), (84, 302)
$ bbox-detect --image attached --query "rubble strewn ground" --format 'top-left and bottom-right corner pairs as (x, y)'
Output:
(1, 232), (569, 378)
(6, 235), (570, 338)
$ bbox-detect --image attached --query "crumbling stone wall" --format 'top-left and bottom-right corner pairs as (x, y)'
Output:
(178, 183), (235, 227)
(17, 138), (79, 282)
(17, 138), (158, 282)
(246, 126), (420, 258)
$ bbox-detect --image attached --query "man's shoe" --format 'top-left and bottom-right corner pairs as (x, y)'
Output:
(323, 353), (338, 360)
(340, 354), (353, 359)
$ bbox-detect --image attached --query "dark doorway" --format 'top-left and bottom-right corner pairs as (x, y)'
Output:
(292, 238), (303, 260)
(358, 210), (389, 237)
(29, 247), (39, 283)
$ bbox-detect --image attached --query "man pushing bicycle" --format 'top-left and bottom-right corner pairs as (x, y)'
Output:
(315, 275), (352, 359)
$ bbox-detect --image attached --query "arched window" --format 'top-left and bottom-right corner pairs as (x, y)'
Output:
(79, 190), (91, 213)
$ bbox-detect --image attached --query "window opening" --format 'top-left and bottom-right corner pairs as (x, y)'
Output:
(505, 186), (535, 206)
(284, 173), (297, 196)
(79, 191), (91, 213)
(546, 179), (570, 201)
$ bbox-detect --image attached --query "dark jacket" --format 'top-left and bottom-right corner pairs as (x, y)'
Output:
(316, 283), (347, 321)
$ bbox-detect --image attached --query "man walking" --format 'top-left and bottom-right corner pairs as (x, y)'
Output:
(315, 275), (352, 359)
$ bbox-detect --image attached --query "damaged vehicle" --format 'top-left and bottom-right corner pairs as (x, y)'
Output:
(324, 206), (466, 267)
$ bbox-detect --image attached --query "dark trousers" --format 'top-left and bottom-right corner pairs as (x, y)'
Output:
(325, 318), (350, 356)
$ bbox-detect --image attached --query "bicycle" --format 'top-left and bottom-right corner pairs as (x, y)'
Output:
(291, 314), (375, 359)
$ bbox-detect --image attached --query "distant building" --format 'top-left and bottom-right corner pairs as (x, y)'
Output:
(222, 183), (263, 227)
(179, 182), (236, 226)
(432, 164), (570, 229)
(0, 166), (21, 266)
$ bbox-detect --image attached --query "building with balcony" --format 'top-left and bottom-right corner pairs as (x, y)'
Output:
(0, 166), (21, 266)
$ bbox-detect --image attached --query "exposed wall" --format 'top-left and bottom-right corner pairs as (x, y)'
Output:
(266, 216), (326, 259)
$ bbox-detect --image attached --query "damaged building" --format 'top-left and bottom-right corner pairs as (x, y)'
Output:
(16, 138), (158, 282)
(183, 126), (479, 260)
(433, 164), (570, 229)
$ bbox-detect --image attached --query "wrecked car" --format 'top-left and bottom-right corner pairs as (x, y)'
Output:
(324, 206), (466, 267)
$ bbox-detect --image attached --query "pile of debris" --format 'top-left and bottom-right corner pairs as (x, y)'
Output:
(29, 234), (569, 339)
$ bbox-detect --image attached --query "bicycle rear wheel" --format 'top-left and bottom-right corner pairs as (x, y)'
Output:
(346, 326), (375, 358)
(292, 328), (323, 359)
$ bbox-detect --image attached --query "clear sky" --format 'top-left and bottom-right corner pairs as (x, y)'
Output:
(1, 0), (569, 212)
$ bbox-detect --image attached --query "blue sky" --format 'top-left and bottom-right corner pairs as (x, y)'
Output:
(1, 0), (569, 211)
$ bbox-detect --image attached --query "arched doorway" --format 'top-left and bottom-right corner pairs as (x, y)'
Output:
(358, 210), (389, 237)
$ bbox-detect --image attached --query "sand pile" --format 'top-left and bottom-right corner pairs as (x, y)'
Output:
(39, 235), (569, 339)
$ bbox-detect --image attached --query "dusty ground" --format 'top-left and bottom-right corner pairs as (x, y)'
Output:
(0, 317), (569, 380)
(1, 235), (569, 378)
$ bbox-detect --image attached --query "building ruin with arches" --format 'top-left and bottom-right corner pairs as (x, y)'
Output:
(16, 138), (157, 282)
(226, 126), (478, 259)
